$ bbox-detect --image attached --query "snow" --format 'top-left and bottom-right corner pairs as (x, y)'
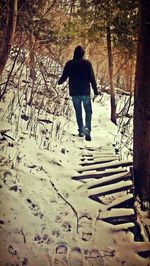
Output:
(0, 91), (150, 266)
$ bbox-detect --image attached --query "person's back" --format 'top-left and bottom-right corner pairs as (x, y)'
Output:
(58, 47), (97, 97)
(58, 45), (98, 141)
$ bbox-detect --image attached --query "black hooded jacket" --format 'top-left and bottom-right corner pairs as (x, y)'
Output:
(58, 58), (98, 96)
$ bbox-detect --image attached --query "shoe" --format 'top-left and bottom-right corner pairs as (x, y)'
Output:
(78, 132), (84, 137)
(85, 129), (91, 141)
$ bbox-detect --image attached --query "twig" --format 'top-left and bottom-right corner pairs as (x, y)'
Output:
(2, 133), (15, 141)
(50, 180), (79, 233)
(20, 226), (26, 244)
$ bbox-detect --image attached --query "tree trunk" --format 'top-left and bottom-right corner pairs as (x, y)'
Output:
(28, 33), (36, 106)
(133, 0), (150, 206)
(0, 0), (18, 76)
(80, 0), (87, 51)
(106, 25), (117, 124)
(29, 33), (36, 80)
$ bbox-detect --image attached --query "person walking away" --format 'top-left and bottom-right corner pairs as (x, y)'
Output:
(58, 45), (98, 141)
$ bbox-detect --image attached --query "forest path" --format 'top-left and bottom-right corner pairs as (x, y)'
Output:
(49, 100), (150, 266)
(0, 99), (150, 266)
(51, 142), (150, 266)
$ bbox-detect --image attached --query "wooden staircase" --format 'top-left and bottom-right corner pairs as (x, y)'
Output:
(70, 145), (150, 260)
(72, 145), (136, 227)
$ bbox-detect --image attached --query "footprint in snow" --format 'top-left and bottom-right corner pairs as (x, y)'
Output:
(84, 248), (104, 266)
(78, 213), (93, 241)
(68, 247), (84, 266)
(54, 243), (69, 266)
(34, 233), (54, 245)
(26, 198), (44, 219)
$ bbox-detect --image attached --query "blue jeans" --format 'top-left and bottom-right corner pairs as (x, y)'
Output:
(72, 95), (92, 133)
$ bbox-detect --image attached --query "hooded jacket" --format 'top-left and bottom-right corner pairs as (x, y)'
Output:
(58, 57), (98, 96)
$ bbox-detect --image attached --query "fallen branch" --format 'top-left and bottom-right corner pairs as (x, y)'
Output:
(50, 180), (79, 233)
(2, 133), (15, 141)
(20, 226), (26, 244)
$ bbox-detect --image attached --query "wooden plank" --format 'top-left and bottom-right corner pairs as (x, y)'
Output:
(81, 151), (116, 157)
(78, 160), (133, 173)
(100, 215), (136, 225)
(98, 208), (136, 225)
(86, 172), (131, 189)
(107, 194), (134, 210)
(108, 222), (135, 230)
(81, 154), (118, 160)
(99, 208), (135, 218)
(72, 168), (127, 180)
(80, 156), (117, 166)
(79, 146), (115, 152)
(88, 180), (134, 197)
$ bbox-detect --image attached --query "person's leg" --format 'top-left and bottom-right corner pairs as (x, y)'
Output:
(72, 96), (84, 135)
(82, 96), (92, 141)
(82, 96), (92, 132)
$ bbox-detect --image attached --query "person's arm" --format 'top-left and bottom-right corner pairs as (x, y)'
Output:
(89, 63), (98, 95)
(58, 62), (70, 84)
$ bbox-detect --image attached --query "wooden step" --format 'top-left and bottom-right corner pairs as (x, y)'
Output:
(108, 222), (135, 230)
(80, 156), (117, 166)
(99, 208), (135, 218)
(79, 146), (115, 152)
(87, 180), (134, 198)
(81, 154), (118, 161)
(98, 208), (136, 225)
(81, 151), (117, 157)
(100, 215), (136, 225)
(78, 160), (133, 173)
(86, 172), (131, 189)
(107, 194), (134, 210)
(81, 150), (116, 156)
(72, 168), (127, 181)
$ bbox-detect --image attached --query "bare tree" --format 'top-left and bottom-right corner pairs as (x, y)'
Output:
(106, 24), (116, 125)
(0, 0), (18, 76)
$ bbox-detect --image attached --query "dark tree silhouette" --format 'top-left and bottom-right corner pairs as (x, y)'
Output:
(134, 0), (150, 207)
(0, 0), (18, 76)
(106, 24), (116, 125)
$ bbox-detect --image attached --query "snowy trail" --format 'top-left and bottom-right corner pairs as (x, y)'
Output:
(0, 98), (150, 266)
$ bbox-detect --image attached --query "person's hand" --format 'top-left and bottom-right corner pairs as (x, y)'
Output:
(93, 94), (98, 102)
(97, 86), (102, 96)
(98, 90), (102, 96)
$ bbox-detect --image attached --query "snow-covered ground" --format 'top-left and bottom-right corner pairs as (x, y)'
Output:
(0, 91), (150, 266)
